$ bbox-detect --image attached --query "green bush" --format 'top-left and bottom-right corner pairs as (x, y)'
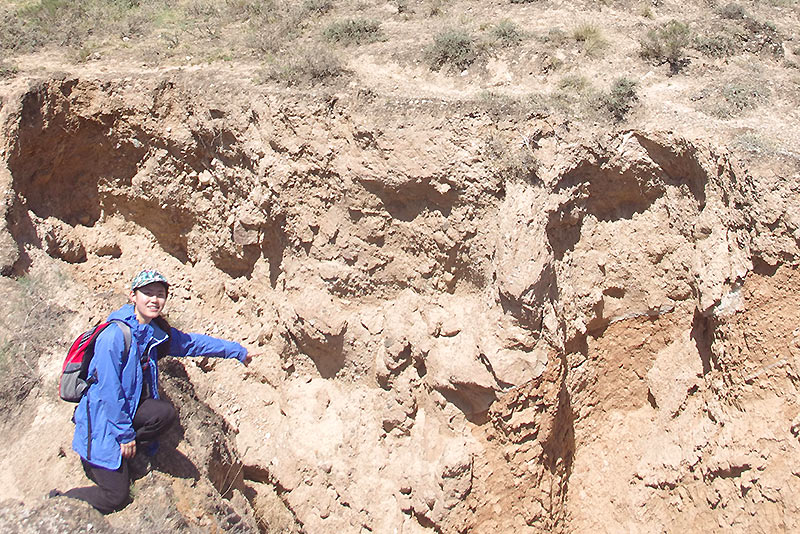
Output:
(323, 18), (382, 45)
(640, 20), (691, 72)
(491, 19), (524, 47)
(426, 28), (480, 71)
(600, 77), (638, 121)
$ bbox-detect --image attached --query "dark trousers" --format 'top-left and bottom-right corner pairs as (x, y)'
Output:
(63, 398), (176, 514)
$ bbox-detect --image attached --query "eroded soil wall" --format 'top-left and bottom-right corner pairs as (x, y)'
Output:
(1, 75), (799, 533)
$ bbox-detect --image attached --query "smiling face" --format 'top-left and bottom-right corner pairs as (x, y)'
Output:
(129, 282), (168, 324)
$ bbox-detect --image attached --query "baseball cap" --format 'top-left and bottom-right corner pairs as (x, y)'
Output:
(131, 270), (170, 292)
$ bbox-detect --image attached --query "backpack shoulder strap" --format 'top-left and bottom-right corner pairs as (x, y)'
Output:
(83, 320), (133, 388)
(108, 319), (132, 356)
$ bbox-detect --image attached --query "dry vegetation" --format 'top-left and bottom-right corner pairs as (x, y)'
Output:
(0, 0), (794, 123)
(0, 268), (72, 417)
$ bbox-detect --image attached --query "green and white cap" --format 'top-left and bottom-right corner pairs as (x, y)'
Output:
(131, 270), (170, 292)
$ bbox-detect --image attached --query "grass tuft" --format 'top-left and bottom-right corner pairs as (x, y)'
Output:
(323, 18), (383, 45)
(572, 23), (607, 56)
(491, 19), (524, 47)
(302, 0), (333, 15)
(558, 74), (590, 91)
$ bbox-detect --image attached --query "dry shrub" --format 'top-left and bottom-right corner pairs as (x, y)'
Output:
(323, 18), (383, 45)
(263, 46), (348, 86)
(426, 28), (480, 71)
(249, 18), (302, 55)
(694, 13), (783, 60)
(476, 91), (527, 118)
(302, 0), (333, 15)
(640, 19), (691, 73)
(491, 19), (524, 47)
(0, 0), (311, 61)
(719, 83), (770, 114)
(482, 133), (540, 185)
(558, 74), (590, 92)
(733, 132), (772, 154)
(718, 2), (748, 20)
(600, 77), (638, 121)
(694, 33), (738, 58)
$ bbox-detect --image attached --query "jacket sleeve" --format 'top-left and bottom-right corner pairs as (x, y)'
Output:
(167, 328), (247, 362)
(92, 327), (137, 444)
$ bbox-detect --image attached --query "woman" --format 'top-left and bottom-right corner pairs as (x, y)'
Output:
(55, 269), (251, 513)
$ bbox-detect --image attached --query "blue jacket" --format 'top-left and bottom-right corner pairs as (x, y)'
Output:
(72, 304), (247, 470)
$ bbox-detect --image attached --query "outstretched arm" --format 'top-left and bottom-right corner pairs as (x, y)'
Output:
(167, 328), (249, 363)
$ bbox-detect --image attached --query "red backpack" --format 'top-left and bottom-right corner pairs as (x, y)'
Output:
(59, 319), (131, 402)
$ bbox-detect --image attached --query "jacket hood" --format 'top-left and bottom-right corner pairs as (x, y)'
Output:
(107, 303), (137, 325)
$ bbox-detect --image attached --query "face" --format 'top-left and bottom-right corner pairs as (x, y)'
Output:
(129, 282), (168, 324)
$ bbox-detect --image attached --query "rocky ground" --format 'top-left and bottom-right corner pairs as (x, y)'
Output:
(1, 0), (800, 533)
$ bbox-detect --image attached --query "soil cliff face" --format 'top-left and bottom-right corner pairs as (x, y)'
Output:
(1, 73), (799, 533)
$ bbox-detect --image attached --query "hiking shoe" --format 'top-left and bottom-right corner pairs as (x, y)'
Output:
(128, 455), (152, 480)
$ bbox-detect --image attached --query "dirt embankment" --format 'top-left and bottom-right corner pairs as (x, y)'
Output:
(0, 73), (799, 533)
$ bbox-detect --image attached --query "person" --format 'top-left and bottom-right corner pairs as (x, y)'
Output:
(53, 269), (252, 514)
